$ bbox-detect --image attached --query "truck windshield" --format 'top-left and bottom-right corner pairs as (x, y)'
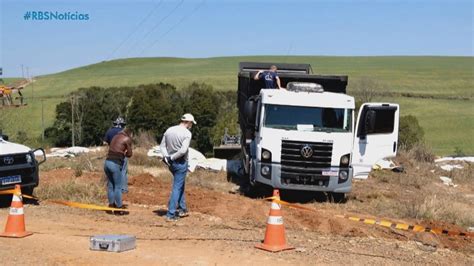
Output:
(263, 104), (352, 132)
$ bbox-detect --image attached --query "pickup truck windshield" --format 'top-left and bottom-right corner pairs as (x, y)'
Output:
(263, 104), (352, 132)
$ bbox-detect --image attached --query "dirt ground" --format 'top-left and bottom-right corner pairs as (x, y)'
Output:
(0, 166), (473, 265)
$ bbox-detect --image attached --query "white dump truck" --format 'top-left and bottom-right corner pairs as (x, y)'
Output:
(237, 62), (399, 200)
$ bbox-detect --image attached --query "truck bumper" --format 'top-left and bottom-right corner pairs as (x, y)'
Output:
(253, 161), (352, 193)
(0, 164), (39, 191)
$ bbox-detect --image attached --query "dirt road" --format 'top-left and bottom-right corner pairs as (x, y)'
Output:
(0, 170), (472, 265)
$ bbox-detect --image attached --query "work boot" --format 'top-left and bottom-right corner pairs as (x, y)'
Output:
(114, 206), (129, 216)
(177, 209), (189, 218)
(165, 216), (179, 222)
(106, 204), (115, 215)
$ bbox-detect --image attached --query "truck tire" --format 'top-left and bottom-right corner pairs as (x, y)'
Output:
(22, 187), (39, 205)
(329, 192), (346, 203)
(23, 186), (35, 197)
(0, 194), (12, 207)
(246, 182), (272, 198)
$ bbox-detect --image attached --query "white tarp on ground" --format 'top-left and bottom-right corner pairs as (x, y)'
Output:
(434, 157), (474, 163)
(46, 146), (102, 158)
(147, 146), (227, 172)
(372, 158), (396, 170)
(435, 156), (474, 171)
(439, 176), (458, 187)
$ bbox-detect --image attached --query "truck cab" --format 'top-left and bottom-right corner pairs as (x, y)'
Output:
(237, 62), (399, 199)
(0, 134), (46, 195)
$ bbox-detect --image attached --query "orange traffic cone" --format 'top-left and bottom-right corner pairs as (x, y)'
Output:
(255, 189), (294, 252)
(0, 185), (32, 238)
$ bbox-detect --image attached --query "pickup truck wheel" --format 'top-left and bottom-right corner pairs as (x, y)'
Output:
(22, 187), (35, 197)
(0, 194), (12, 207)
(22, 187), (39, 205)
(329, 192), (346, 203)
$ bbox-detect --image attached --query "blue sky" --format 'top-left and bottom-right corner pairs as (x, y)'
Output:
(1, 0), (472, 77)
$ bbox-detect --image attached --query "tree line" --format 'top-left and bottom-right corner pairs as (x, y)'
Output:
(45, 82), (239, 155)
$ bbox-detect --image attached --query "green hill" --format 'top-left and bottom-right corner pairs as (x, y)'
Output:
(1, 56), (473, 155)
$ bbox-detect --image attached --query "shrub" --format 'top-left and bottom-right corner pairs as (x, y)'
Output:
(134, 130), (157, 148)
(350, 76), (382, 103)
(399, 115), (424, 150)
(128, 83), (182, 140)
(407, 142), (435, 163)
(180, 83), (220, 155)
(453, 146), (466, 157)
(16, 131), (28, 143)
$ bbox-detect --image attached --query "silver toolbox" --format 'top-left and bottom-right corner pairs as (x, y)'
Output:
(90, 235), (136, 253)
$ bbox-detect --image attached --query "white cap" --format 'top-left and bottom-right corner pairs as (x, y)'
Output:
(181, 113), (197, 124)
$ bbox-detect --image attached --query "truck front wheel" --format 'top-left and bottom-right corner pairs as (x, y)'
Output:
(22, 187), (39, 205)
(23, 186), (35, 196)
(329, 192), (346, 203)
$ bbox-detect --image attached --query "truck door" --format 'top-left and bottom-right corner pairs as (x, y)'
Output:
(352, 103), (399, 179)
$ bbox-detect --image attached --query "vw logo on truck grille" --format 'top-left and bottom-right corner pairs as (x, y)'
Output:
(300, 145), (313, 159)
(3, 156), (14, 165)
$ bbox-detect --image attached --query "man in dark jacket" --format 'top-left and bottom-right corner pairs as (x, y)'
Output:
(104, 117), (129, 193)
(104, 128), (133, 215)
(104, 117), (126, 144)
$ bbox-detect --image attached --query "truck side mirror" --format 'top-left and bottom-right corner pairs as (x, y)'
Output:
(244, 100), (257, 127)
(0, 134), (8, 141)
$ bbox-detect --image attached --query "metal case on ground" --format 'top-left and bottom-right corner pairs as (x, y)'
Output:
(90, 235), (136, 252)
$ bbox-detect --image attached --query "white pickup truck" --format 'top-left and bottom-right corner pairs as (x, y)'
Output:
(0, 134), (45, 196)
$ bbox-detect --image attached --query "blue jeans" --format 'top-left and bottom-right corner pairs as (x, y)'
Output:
(166, 160), (188, 218)
(122, 158), (128, 193)
(250, 139), (257, 159)
(104, 159), (123, 208)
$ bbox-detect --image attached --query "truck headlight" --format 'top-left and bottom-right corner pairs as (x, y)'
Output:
(26, 154), (33, 164)
(261, 165), (270, 176)
(339, 170), (348, 180)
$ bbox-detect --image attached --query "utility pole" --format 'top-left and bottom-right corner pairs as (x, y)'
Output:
(21, 65), (24, 78)
(26, 67), (33, 102)
(41, 99), (45, 142)
(71, 96), (75, 147)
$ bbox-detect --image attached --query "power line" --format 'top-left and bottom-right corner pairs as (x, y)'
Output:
(125, 0), (185, 58)
(138, 0), (205, 56)
(106, 0), (164, 60)
(79, 0), (168, 91)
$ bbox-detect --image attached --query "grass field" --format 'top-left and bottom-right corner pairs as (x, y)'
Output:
(1, 56), (472, 155)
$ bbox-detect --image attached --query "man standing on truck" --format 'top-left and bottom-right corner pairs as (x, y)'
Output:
(254, 65), (283, 89)
(104, 128), (133, 215)
(160, 113), (196, 222)
(104, 117), (130, 194)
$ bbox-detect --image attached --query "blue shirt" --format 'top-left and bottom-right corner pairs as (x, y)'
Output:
(259, 71), (278, 89)
(104, 127), (123, 145)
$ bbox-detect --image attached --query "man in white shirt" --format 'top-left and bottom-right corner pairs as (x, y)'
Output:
(160, 113), (196, 221)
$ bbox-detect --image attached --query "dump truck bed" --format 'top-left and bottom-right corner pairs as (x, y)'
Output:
(237, 62), (348, 137)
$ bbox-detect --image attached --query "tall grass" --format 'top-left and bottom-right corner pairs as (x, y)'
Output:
(35, 178), (107, 204)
